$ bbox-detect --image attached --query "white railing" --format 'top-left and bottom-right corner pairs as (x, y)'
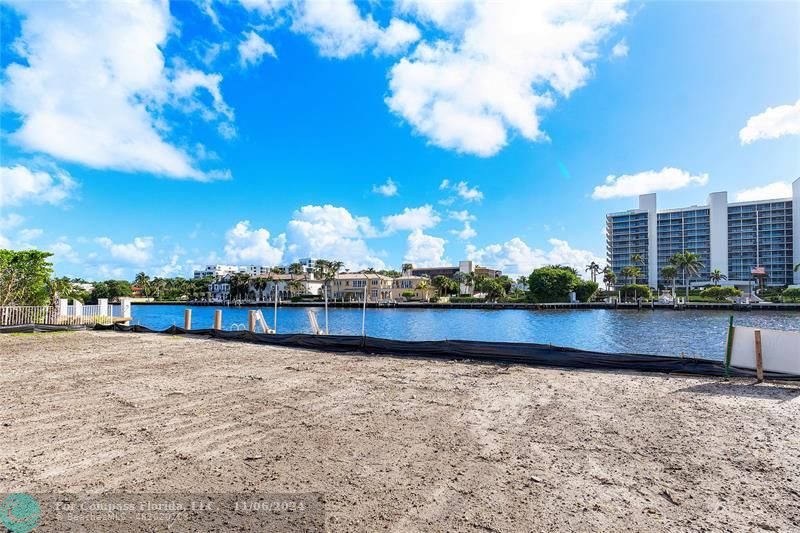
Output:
(0, 304), (118, 326)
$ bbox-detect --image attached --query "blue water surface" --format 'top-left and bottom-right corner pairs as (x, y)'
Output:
(130, 305), (800, 361)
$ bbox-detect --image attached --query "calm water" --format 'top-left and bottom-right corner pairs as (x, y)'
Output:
(131, 304), (800, 361)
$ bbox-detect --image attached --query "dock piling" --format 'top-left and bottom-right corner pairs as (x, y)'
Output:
(184, 308), (192, 330)
(213, 309), (222, 330)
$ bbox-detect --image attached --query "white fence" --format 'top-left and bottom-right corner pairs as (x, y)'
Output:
(729, 326), (800, 375)
(0, 298), (125, 326)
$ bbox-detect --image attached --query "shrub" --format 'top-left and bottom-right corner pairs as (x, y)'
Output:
(401, 291), (415, 299)
(450, 296), (485, 303)
(527, 266), (580, 303)
(700, 286), (742, 301)
(574, 280), (599, 303)
(782, 287), (800, 302)
(619, 284), (651, 301)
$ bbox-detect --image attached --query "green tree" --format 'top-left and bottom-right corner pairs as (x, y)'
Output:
(416, 279), (431, 301)
(575, 280), (599, 302)
(91, 280), (133, 303)
(709, 269), (727, 286)
(584, 261), (601, 283)
(620, 266), (643, 301)
(483, 278), (506, 301)
(661, 265), (678, 300)
(0, 249), (54, 306)
(527, 266), (580, 303)
(670, 251), (704, 301)
(314, 259), (344, 333)
(134, 272), (151, 297)
(602, 267), (616, 291)
(432, 275), (453, 296)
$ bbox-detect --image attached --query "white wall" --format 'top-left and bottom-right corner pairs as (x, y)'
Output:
(793, 177), (800, 285)
(730, 326), (800, 375)
(639, 193), (658, 288)
(708, 191), (729, 277)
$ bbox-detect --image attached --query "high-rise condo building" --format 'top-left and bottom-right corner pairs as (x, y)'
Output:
(606, 177), (799, 289)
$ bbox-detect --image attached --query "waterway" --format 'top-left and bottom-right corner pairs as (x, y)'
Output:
(131, 304), (800, 361)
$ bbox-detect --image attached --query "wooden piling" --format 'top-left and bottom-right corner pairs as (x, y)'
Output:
(754, 329), (764, 383)
(248, 310), (256, 332)
(184, 308), (192, 330)
(213, 309), (222, 330)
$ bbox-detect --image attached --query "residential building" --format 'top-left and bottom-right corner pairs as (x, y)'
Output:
(193, 264), (271, 279)
(407, 260), (502, 295)
(389, 275), (431, 301)
(328, 273), (393, 302)
(606, 178), (800, 289)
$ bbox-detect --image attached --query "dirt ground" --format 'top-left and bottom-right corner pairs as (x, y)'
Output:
(1, 330), (799, 532)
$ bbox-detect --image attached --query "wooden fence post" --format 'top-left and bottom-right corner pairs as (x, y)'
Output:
(214, 309), (222, 330)
(184, 308), (192, 330)
(754, 329), (764, 383)
(723, 316), (735, 379)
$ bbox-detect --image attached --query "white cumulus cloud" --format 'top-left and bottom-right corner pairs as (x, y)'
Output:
(286, 205), (384, 270)
(224, 220), (285, 265)
(372, 177), (399, 197)
(386, 1), (627, 156)
(2, 1), (231, 180)
(0, 164), (76, 207)
(591, 167), (709, 199)
(404, 229), (446, 267)
(95, 236), (154, 265)
(739, 99), (800, 145)
(382, 205), (441, 233)
(238, 31), (277, 68)
(466, 237), (602, 277)
(448, 210), (475, 222)
(290, 1), (419, 58)
(450, 221), (477, 240)
(611, 38), (628, 58)
(735, 181), (793, 202)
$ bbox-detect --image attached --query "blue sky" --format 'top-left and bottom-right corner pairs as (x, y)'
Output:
(1, 0), (798, 280)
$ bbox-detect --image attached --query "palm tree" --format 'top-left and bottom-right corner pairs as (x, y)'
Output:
(585, 261), (601, 283)
(620, 266), (642, 301)
(288, 279), (304, 297)
(314, 259), (343, 334)
(670, 251), (704, 301)
(661, 265), (678, 301)
(602, 268), (616, 292)
(432, 275), (450, 297)
(134, 272), (151, 297)
(416, 279), (431, 302)
(252, 276), (268, 302)
(709, 269), (727, 286)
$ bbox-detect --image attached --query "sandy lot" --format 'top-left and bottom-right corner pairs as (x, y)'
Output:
(1, 330), (799, 532)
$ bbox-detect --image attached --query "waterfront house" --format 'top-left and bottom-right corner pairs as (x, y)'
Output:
(328, 273), (393, 302)
(389, 275), (431, 301)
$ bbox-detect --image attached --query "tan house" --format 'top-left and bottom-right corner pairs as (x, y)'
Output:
(389, 275), (432, 301)
(328, 273), (393, 302)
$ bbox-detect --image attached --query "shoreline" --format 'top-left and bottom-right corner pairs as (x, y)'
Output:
(133, 300), (800, 311)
